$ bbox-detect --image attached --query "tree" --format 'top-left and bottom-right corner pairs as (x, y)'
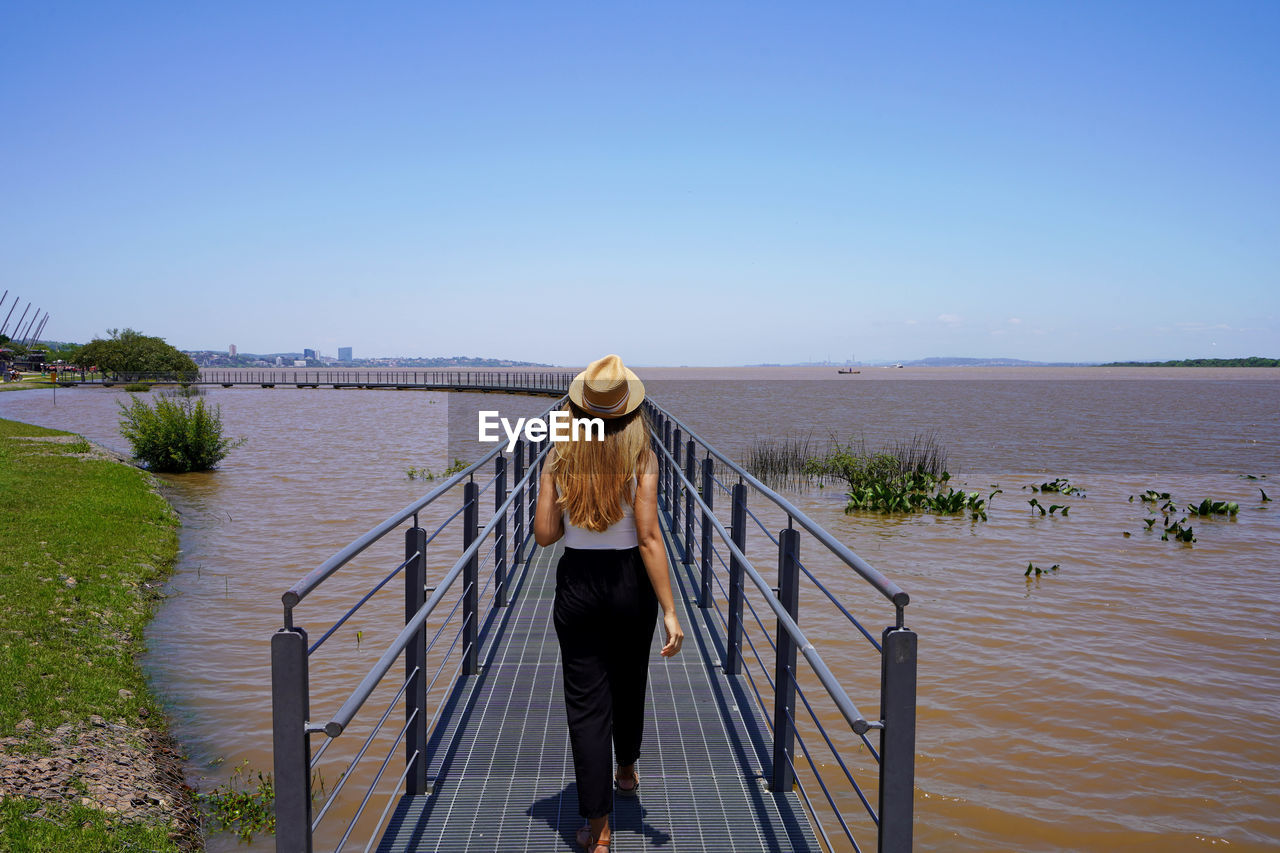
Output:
(74, 329), (198, 375)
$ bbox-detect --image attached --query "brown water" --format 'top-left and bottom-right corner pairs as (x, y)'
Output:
(2, 367), (1278, 852)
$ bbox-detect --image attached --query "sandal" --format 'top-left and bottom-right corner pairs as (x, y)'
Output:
(615, 768), (639, 796)
(576, 825), (610, 851)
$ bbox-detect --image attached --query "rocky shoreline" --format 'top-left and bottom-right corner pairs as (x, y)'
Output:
(0, 713), (202, 848)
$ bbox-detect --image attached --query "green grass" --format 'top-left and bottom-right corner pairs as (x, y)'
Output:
(0, 376), (56, 392)
(0, 799), (183, 851)
(0, 418), (189, 851)
(0, 418), (178, 736)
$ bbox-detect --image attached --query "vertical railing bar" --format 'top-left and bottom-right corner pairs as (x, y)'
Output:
(878, 626), (917, 852)
(671, 425), (682, 533)
(513, 440), (525, 563)
(725, 482), (747, 674)
(683, 438), (695, 564)
(404, 525), (427, 795)
(272, 627), (312, 853)
(700, 456), (714, 608)
(494, 454), (508, 607)
(462, 480), (479, 675)
(772, 526), (800, 792)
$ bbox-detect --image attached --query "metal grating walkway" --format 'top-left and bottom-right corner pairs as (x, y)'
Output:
(375, 519), (821, 852)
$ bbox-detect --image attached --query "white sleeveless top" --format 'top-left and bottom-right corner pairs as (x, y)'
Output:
(561, 481), (639, 549)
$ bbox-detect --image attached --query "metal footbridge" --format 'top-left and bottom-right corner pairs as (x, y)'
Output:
(269, 373), (917, 852)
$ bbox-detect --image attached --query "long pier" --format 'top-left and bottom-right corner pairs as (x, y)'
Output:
(270, 377), (917, 852)
(55, 368), (575, 396)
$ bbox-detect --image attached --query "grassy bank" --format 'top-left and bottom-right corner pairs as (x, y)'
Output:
(0, 374), (56, 392)
(0, 417), (197, 850)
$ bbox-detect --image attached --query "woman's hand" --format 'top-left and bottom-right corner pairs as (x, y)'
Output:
(660, 610), (684, 657)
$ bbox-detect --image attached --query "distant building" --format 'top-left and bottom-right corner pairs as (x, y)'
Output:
(303, 348), (317, 360)
(338, 346), (352, 362)
(294, 359), (307, 367)
(275, 356), (284, 366)
(229, 344), (237, 356)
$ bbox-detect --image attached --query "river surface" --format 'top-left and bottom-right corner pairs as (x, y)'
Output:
(2, 366), (1278, 852)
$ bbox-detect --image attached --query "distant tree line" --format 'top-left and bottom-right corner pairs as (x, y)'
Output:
(1102, 357), (1279, 367)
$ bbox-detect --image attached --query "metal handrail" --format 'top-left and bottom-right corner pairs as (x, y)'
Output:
(282, 395), (567, 621)
(646, 398), (910, 616)
(322, 439), (553, 736)
(648, 429), (881, 735)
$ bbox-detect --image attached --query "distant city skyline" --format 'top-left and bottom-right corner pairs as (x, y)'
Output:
(4, 2), (1277, 365)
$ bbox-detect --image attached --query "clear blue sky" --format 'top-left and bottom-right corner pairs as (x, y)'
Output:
(2, 1), (1276, 365)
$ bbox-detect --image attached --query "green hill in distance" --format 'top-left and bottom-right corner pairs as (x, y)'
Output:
(1101, 357), (1279, 367)
(1105, 356), (1274, 366)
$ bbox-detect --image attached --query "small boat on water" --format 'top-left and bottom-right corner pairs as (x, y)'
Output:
(836, 368), (860, 374)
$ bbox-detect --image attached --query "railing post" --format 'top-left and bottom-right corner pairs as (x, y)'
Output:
(683, 439), (695, 565)
(527, 437), (540, 533)
(662, 418), (673, 512)
(771, 527), (800, 792)
(495, 454), (509, 607)
(463, 481), (480, 676)
(271, 627), (312, 853)
(671, 427), (682, 532)
(878, 625), (917, 853)
(700, 457), (713, 608)
(513, 441), (526, 562)
(725, 482), (747, 674)
(405, 525), (428, 795)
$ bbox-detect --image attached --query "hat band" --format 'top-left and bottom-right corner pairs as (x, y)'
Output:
(583, 384), (631, 415)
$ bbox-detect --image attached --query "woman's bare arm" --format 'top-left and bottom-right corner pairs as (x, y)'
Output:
(634, 449), (684, 656)
(533, 453), (564, 546)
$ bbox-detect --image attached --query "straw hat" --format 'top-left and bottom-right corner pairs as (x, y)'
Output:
(568, 354), (645, 418)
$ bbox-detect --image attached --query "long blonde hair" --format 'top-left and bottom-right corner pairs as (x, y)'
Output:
(551, 402), (650, 532)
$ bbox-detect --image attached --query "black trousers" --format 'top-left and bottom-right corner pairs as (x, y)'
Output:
(553, 546), (659, 819)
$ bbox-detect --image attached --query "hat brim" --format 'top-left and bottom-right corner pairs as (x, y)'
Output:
(567, 373), (645, 419)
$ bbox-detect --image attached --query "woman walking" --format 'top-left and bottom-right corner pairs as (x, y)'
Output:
(535, 354), (684, 852)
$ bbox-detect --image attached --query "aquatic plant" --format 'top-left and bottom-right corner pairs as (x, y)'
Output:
(1162, 517), (1196, 543)
(162, 384), (206, 398)
(1024, 562), (1060, 577)
(746, 433), (949, 492)
(743, 435), (815, 489)
(1026, 477), (1085, 497)
(122, 381), (152, 392)
(1262, 488), (1272, 503)
(1027, 498), (1069, 516)
(197, 761), (275, 842)
(407, 458), (468, 481)
(1187, 499), (1239, 516)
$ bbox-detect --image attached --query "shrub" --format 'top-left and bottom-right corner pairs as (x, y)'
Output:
(118, 394), (244, 472)
(122, 382), (152, 392)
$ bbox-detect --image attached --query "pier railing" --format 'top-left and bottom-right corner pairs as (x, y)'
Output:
(56, 368), (574, 394)
(272, 395), (562, 852)
(644, 398), (916, 853)
(270, 387), (915, 852)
